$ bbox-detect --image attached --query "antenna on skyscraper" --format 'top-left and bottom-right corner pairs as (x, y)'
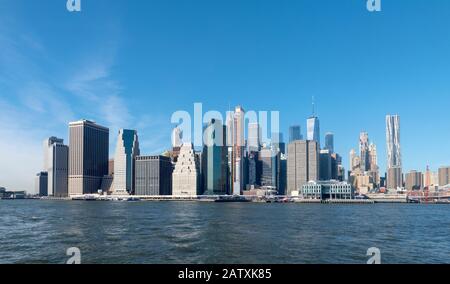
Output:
(312, 96), (316, 117)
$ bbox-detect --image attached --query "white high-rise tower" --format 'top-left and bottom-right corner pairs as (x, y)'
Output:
(172, 143), (200, 196)
(113, 129), (140, 195)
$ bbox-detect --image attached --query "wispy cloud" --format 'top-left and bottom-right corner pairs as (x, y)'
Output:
(0, 9), (174, 193)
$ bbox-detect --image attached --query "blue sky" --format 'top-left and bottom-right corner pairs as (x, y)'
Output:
(0, 0), (449, 192)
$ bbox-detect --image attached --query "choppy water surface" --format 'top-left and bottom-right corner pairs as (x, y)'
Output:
(0, 200), (449, 264)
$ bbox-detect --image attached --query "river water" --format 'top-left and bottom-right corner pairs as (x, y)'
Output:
(0, 200), (448, 264)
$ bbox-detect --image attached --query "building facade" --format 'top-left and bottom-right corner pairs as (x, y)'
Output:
(307, 116), (320, 147)
(405, 170), (423, 191)
(324, 132), (334, 153)
(172, 143), (200, 196)
(319, 149), (332, 181)
(287, 140), (319, 196)
(386, 115), (402, 189)
(247, 122), (261, 152)
(113, 129), (140, 195)
(203, 119), (228, 195)
(35, 172), (48, 197)
(301, 181), (354, 200)
(438, 166), (450, 186)
(135, 156), (173, 196)
(259, 147), (280, 190)
(289, 125), (302, 143)
(230, 106), (245, 195)
(68, 120), (109, 196)
(43, 137), (69, 197)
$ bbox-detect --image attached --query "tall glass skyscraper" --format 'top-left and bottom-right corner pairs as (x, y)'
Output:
(114, 129), (140, 195)
(324, 132), (334, 153)
(43, 137), (69, 197)
(68, 120), (109, 196)
(307, 116), (320, 147)
(203, 119), (228, 195)
(247, 122), (261, 152)
(359, 132), (370, 171)
(386, 115), (402, 189)
(230, 106), (245, 195)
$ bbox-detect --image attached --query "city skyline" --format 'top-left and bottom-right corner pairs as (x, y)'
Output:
(1, 1), (450, 192)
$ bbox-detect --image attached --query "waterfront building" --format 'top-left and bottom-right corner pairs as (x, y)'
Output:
(43, 137), (69, 197)
(287, 140), (319, 196)
(423, 166), (439, 188)
(405, 170), (423, 191)
(324, 132), (334, 153)
(203, 119), (228, 195)
(289, 125), (302, 143)
(35, 172), (48, 197)
(172, 143), (200, 196)
(247, 122), (261, 152)
(68, 120), (109, 196)
(438, 166), (450, 186)
(113, 129), (140, 195)
(301, 180), (354, 200)
(100, 175), (114, 194)
(135, 155), (173, 196)
(386, 115), (403, 189)
(387, 167), (403, 190)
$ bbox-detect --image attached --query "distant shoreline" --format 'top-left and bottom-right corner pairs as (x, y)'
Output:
(2, 197), (449, 205)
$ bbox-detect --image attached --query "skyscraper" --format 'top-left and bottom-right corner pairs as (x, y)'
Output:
(203, 119), (228, 195)
(172, 143), (200, 196)
(405, 170), (423, 191)
(231, 106), (245, 195)
(307, 97), (320, 146)
(35, 172), (48, 197)
(359, 132), (370, 171)
(289, 125), (302, 143)
(307, 116), (320, 147)
(43, 137), (69, 197)
(369, 143), (378, 171)
(438, 166), (450, 186)
(319, 149), (332, 181)
(324, 132), (334, 153)
(135, 155), (173, 196)
(113, 129), (140, 195)
(259, 147), (280, 190)
(171, 127), (183, 148)
(68, 120), (109, 196)
(247, 122), (261, 152)
(287, 140), (319, 196)
(386, 115), (402, 189)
